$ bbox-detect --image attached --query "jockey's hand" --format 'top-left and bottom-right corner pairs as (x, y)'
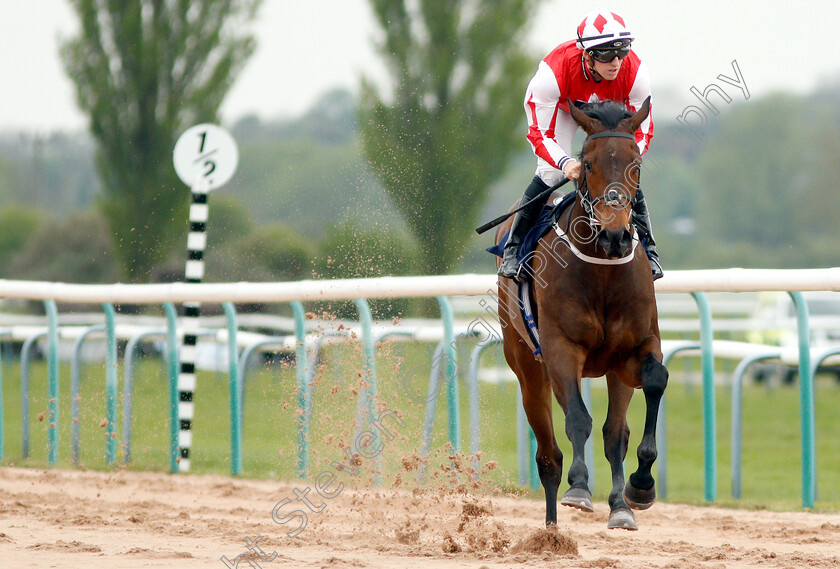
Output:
(563, 159), (581, 181)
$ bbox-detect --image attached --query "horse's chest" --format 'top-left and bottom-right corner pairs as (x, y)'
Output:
(564, 302), (649, 351)
(603, 315), (646, 348)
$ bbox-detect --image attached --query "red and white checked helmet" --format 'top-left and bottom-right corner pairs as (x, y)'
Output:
(575, 9), (634, 51)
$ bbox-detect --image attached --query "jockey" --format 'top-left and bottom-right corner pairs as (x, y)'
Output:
(499, 8), (662, 281)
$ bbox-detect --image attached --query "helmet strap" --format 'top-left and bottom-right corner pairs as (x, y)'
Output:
(583, 52), (603, 83)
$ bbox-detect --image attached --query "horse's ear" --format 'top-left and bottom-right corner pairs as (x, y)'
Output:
(620, 96), (651, 133)
(567, 97), (602, 134)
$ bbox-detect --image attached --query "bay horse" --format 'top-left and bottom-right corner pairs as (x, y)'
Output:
(495, 97), (667, 531)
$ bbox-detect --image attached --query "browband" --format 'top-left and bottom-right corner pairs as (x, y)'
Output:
(586, 130), (636, 142)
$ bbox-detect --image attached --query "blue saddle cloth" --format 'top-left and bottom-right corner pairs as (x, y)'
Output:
(486, 191), (577, 261)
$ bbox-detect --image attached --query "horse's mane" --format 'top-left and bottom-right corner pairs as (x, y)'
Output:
(575, 100), (634, 163)
(576, 99), (632, 130)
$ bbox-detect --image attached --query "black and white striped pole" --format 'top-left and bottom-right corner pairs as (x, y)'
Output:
(173, 124), (238, 472)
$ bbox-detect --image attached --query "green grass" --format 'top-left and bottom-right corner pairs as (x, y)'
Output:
(1, 343), (839, 512)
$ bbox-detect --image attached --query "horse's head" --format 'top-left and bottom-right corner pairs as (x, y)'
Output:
(567, 97), (651, 259)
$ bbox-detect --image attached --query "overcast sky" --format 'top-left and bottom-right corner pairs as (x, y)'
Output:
(2, 0), (839, 133)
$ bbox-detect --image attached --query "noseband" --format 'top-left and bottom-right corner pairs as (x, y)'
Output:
(577, 130), (639, 227)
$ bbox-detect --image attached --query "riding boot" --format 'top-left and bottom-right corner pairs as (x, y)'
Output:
(632, 189), (663, 280)
(499, 176), (550, 280)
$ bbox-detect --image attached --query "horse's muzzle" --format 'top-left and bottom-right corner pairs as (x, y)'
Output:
(597, 227), (633, 259)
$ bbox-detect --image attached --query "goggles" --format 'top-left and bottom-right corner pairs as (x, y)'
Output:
(588, 41), (631, 63)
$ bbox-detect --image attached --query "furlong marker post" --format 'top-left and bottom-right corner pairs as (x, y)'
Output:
(177, 177), (208, 471)
(173, 124), (238, 472)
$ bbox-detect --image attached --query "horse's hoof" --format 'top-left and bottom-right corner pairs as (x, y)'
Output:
(560, 487), (594, 512)
(607, 508), (638, 531)
(623, 481), (656, 510)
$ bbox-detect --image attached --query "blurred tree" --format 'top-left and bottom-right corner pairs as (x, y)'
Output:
(696, 94), (805, 248)
(60, 0), (261, 281)
(204, 194), (254, 249)
(224, 133), (404, 238)
(314, 219), (419, 317)
(314, 219), (419, 280)
(0, 155), (9, 203)
(360, 0), (541, 274)
(7, 210), (118, 283)
(0, 206), (44, 276)
(301, 89), (359, 144)
(207, 223), (317, 282)
(0, 133), (100, 212)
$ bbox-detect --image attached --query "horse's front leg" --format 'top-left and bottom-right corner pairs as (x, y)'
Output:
(603, 373), (636, 530)
(507, 345), (564, 527)
(519, 376), (565, 527)
(545, 357), (594, 513)
(624, 351), (669, 509)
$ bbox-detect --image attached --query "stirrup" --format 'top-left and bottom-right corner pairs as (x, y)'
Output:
(500, 263), (530, 282)
(498, 248), (524, 280)
(498, 259), (522, 280)
(649, 257), (663, 280)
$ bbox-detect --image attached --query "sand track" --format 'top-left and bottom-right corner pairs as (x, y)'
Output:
(1, 466), (838, 568)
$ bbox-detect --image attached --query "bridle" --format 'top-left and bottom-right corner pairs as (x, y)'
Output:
(576, 130), (639, 229)
(551, 129), (643, 265)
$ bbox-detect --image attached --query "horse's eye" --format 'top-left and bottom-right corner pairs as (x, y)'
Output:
(584, 162), (593, 173)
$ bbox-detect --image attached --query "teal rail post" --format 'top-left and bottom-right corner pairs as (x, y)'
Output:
(44, 300), (59, 465)
(436, 296), (460, 452)
(102, 303), (118, 466)
(467, 340), (492, 464)
(789, 291), (815, 508)
(417, 341), (444, 483)
(529, 428), (539, 490)
(690, 291), (716, 502)
(289, 301), (310, 479)
(284, 330), (351, 477)
(353, 298), (377, 429)
(163, 303), (180, 473)
(354, 298), (381, 484)
(222, 302), (242, 476)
